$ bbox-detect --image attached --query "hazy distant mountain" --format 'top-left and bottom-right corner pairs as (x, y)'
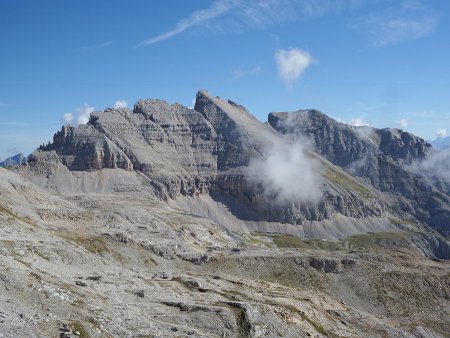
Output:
(430, 136), (450, 150)
(0, 153), (25, 167)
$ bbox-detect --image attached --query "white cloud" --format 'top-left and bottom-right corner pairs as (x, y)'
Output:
(138, 0), (364, 46)
(355, 1), (439, 47)
(339, 117), (370, 127)
(396, 118), (408, 129)
(349, 118), (369, 127)
(114, 100), (127, 109)
(275, 48), (315, 86)
(247, 137), (323, 204)
(436, 129), (447, 138)
(63, 113), (73, 124)
(62, 104), (95, 127)
(189, 97), (196, 109)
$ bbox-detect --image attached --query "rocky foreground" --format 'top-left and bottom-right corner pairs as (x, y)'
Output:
(1, 90), (449, 337)
(0, 168), (449, 337)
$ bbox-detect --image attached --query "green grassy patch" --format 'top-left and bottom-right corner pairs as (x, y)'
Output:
(71, 321), (90, 338)
(388, 217), (418, 226)
(325, 167), (373, 199)
(347, 231), (410, 249)
(259, 233), (344, 251)
(254, 230), (418, 252)
(285, 305), (337, 337)
(57, 233), (110, 255)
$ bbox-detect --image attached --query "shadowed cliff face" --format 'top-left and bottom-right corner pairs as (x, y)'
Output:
(268, 110), (450, 235)
(26, 91), (385, 226)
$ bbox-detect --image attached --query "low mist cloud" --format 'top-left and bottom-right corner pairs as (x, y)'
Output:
(409, 148), (450, 183)
(247, 137), (323, 204)
(62, 104), (95, 126)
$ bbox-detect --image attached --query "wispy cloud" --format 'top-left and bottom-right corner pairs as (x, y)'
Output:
(0, 102), (7, 108)
(137, 0), (233, 46)
(231, 65), (263, 79)
(138, 0), (364, 46)
(275, 48), (315, 86)
(354, 1), (439, 47)
(81, 40), (113, 51)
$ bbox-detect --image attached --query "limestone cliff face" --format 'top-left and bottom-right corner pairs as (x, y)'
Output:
(28, 91), (384, 225)
(268, 110), (449, 233)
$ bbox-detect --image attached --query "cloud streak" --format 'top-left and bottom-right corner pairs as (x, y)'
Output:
(81, 40), (113, 51)
(138, 0), (364, 46)
(138, 1), (233, 46)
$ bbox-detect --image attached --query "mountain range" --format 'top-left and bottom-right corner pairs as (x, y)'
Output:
(0, 153), (25, 167)
(431, 136), (450, 150)
(1, 90), (449, 337)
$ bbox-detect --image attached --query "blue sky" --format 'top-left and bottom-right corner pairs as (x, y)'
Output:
(1, 0), (450, 159)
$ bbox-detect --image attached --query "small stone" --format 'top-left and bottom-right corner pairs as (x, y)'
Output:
(76, 281), (87, 287)
(74, 331), (80, 336)
(87, 275), (101, 281)
(171, 327), (178, 332)
(134, 290), (145, 298)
